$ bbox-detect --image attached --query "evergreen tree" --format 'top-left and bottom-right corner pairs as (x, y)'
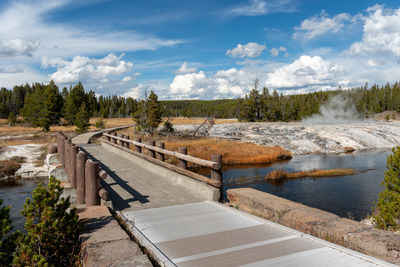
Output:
(13, 177), (82, 266)
(75, 103), (90, 133)
(64, 82), (86, 124)
(133, 90), (162, 133)
(21, 81), (62, 131)
(0, 199), (20, 265)
(373, 147), (400, 230)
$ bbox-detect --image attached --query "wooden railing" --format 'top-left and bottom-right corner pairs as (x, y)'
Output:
(102, 132), (223, 189)
(56, 132), (109, 206)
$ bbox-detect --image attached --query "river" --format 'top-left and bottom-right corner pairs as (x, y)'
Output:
(220, 150), (390, 221)
(0, 178), (47, 232)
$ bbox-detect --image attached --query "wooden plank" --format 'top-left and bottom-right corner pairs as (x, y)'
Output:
(103, 133), (218, 168)
(102, 140), (221, 188)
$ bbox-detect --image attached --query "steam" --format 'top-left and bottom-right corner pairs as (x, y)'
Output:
(302, 95), (369, 124)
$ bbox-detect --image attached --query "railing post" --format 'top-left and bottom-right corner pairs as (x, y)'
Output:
(85, 160), (100, 206)
(148, 140), (156, 158)
(106, 132), (111, 142)
(65, 142), (71, 181)
(59, 134), (66, 166)
(211, 154), (223, 201)
(155, 142), (165, 161)
(120, 134), (125, 147)
(70, 145), (78, 188)
(178, 147), (188, 169)
(113, 132), (117, 144)
(76, 151), (87, 204)
(134, 138), (142, 153)
(125, 136), (130, 149)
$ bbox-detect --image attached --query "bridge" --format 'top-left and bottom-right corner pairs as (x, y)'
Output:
(55, 127), (397, 267)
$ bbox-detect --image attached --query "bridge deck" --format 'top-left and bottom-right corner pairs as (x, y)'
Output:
(123, 201), (393, 267)
(75, 135), (394, 267)
(80, 144), (204, 211)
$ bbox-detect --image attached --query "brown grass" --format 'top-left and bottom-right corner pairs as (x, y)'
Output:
(163, 138), (292, 165)
(165, 117), (238, 125)
(265, 168), (356, 180)
(0, 134), (56, 146)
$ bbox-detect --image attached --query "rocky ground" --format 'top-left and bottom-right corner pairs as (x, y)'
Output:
(174, 121), (400, 154)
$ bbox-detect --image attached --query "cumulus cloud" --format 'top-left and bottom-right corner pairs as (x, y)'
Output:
(47, 53), (133, 84)
(265, 55), (345, 89)
(226, 42), (266, 58)
(175, 62), (198, 74)
(270, 47), (286, 57)
(168, 67), (256, 99)
(122, 84), (147, 99)
(225, 0), (296, 17)
(348, 5), (400, 58)
(0, 38), (40, 57)
(294, 10), (352, 39)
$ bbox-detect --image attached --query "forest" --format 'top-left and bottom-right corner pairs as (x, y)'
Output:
(1, 80), (400, 126)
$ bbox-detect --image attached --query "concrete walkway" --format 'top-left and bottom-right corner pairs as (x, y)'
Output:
(122, 201), (395, 267)
(71, 124), (134, 145)
(80, 144), (205, 211)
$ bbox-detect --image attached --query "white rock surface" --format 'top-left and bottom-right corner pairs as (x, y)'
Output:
(0, 144), (48, 178)
(174, 121), (400, 154)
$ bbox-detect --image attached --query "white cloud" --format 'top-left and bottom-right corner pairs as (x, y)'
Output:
(122, 76), (133, 82)
(0, 38), (40, 57)
(168, 68), (257, 99)
(226, 42), (266, 58)
(48, 53), (133, 84)
(365, 59), (383, 67)
(122, 84), (147, 99)
(225, 0), (296, 17)
(175, 62), (198, 74)
(270, 46), (286, 57)
(0, 1), (181, 59)
(348, 5), (400, 58)
(265, 55), (346, 89)
(294, 10), (352, 39)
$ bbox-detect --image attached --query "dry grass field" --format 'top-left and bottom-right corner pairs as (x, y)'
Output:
(265, 168), (355, 180)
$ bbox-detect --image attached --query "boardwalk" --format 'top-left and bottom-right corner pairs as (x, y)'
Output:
(72, 130), (396, 267)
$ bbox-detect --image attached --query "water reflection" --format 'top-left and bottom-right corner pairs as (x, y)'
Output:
(204, 150), (389, 221)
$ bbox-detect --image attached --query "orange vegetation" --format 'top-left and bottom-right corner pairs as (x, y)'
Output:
(265, 168), (355, 180)
(165, 117), (238, 125)
(163, 138), (292, 165)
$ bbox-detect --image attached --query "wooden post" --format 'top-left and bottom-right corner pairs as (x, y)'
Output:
(63, 139), (70, 168)
(120, 134), (125, 147)
(113, 132), (117, 144)
(134, 138), (142, 153)
(148, 140), (155, 158)
(211, 154), (223, 201)
(106, 132), (111, 142)
(99, 188), (108, 201)
(59, 135), (66, 166)
(85, 160), (100, 206)
(155, 142), (165, 161)
(178, 147), (188, 169)
(65, 142), (71, 181)
(70, 145), (78, 188)
(125, 136), (130, 149)
(76, 151), (86, 204)
(48, 143), (57, 154)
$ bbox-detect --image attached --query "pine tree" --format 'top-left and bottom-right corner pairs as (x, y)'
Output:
(75, 103), (90, 133)
(0, 199), (20, 265)
(373, 146), (400, 230)
(64, 82), (86, 124)
(13, 177), (82, 266)
(133, 91), (162, 133)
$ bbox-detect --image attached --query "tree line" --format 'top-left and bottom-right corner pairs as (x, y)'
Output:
(2, 80), (400, 130)
(237, 81), (400, 122)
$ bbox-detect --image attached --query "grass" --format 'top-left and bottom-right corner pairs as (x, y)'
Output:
(116, 131), (292, 165)
(265, 168), (356, 180)
(0, 157), (26, 177)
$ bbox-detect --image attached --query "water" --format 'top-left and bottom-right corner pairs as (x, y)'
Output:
(220, 150), (390, 221)
(0, 178), (47, 232)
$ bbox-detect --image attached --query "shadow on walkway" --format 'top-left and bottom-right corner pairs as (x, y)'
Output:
(80, 145), (149, 211)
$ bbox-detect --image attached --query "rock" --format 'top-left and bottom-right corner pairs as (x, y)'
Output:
(344, 146), (355, 153)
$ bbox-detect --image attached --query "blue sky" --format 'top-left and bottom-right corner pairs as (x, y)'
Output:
(1, 0), (400, 99)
